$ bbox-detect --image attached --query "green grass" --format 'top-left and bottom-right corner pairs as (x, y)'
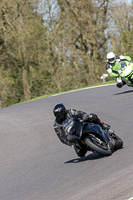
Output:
(13, 80), (115, 106)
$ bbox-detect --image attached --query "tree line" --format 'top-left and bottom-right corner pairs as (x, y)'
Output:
(0, 0), (133, 107)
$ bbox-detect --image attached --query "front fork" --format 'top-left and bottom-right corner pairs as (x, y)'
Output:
(81, 132), (111, 148)
(105, 129), (115, 148)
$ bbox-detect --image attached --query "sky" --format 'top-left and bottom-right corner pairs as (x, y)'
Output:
(119, 0), (132, 3)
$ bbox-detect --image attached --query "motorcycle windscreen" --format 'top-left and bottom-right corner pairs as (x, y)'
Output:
(118, 61), (132, 77)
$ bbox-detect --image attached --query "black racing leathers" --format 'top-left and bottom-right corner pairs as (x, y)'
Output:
(53, 109), (102, 157)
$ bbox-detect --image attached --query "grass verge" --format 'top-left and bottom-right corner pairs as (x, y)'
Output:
(13, 80), (115, 106)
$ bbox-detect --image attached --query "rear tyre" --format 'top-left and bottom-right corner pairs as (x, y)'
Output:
(84, 137), (112, 156)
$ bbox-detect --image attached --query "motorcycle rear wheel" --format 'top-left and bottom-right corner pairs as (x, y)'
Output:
(84, 137), (112, 156)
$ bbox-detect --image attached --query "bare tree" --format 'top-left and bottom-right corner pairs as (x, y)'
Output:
(108, 1), (133, 57)
(41, 0), (110, 88)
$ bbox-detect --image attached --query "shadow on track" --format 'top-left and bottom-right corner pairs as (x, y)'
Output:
(64, 152), (104, 164)
(114, 89), (133, 95)
(64, 148), (124, 164)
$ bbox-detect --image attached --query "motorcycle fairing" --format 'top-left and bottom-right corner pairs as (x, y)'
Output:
(118, 61), (133, 78)
(83, 123), (109, 144)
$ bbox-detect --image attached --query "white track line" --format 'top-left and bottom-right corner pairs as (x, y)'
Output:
(51, 83), (116, 97)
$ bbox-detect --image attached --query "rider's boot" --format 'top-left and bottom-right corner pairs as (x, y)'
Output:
(73, 142), (87, 158)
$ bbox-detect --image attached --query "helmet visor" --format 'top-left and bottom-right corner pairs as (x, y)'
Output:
(55, 110), (66, 120)
(56, 112), (64, 119)
(108, 58), (115, 63)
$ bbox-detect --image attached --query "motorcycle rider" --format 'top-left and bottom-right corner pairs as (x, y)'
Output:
(106, 52), (132, 88)
(53, 103), (110, 158)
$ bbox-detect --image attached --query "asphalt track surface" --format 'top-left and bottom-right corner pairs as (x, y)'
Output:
(0, 84), (133, 200)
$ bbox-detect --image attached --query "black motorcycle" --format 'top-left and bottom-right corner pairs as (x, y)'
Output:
(62, 117), (123, 156)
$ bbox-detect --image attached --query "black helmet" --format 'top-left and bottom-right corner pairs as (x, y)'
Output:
(53, 103), (67, 119)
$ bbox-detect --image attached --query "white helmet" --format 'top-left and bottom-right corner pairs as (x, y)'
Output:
(107, 52), (116, 64)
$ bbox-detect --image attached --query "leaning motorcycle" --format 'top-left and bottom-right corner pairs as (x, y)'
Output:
(62, 117), (123, 156)
(117, 60), (133, 87)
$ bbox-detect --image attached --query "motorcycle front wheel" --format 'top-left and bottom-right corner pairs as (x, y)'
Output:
(112, 134), (123, 150)
(84, 137), (112, 156)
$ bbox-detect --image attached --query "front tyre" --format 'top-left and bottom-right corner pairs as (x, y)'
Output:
(84, 137), (112, 156)
(112, 134), (123, 150)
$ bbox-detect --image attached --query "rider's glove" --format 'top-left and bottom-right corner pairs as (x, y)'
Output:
(101, 122), (111, 130)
